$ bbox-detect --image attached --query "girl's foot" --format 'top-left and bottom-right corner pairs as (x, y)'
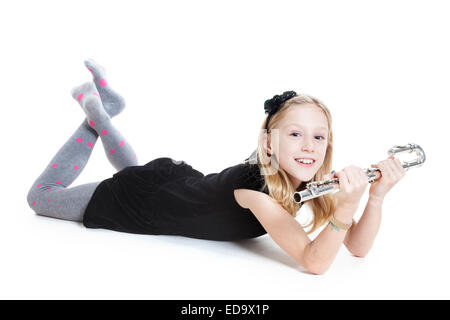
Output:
(82, 95), (111, 130)
(84, 58), (126, 118)
(71, 82), (99, 105)
(70, 82), (110, 130)
(71, 82), (103, 129)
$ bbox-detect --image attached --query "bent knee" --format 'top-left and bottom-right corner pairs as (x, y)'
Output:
(27, 187), (39, 212)
(26, 184), (64, 215)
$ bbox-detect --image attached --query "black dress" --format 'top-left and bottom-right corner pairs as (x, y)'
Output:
(82, 157), (269, 241)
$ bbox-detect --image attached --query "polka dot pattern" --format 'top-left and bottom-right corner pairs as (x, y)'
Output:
(99, 78), (108, 87)
(30, 117), (138, 214)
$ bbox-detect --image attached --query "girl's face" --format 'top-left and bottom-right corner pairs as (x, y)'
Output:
(271, 103), (329, 188)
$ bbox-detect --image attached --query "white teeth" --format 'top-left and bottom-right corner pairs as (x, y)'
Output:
(296, 159), (314, 164)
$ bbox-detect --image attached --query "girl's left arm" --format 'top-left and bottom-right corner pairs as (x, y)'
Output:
(343, 196), (383, 257)
(344, 155), (406, 257)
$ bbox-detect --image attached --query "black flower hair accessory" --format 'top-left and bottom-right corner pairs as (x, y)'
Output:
(264, 90), (297, 131)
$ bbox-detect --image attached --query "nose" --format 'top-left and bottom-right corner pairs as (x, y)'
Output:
(301, 136), (314, 152)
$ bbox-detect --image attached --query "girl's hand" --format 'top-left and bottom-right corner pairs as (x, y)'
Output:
(332, 165), (369, 213)
(369, 155), (406, 201)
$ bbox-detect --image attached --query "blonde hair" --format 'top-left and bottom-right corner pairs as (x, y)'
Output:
(255, 94), (337, 234)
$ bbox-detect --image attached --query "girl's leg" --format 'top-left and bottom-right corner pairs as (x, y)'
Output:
(81, 59), (139, 171)
(26, 117), (102, 222)
(27, 81), (138, 221)
(79, 92), (139, 172)
(84, 58), (125, 118)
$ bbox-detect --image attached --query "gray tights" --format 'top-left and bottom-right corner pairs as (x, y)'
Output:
(26, 60), (138, 222)
(26, 116), (138, 222)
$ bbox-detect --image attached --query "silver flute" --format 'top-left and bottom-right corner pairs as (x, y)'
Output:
(293, 143), (426, 204)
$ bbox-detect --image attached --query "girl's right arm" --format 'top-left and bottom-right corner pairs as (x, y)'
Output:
(302, 165), (369, 274)
(301, 205), (357, 274)
(246, 165), (368, 275)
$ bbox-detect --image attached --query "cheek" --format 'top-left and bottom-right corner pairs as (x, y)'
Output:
(276, 139), (292, 154)
(316, 148), (328, 165)
(279, 139), (297, 153)
(277, 139), (287, 151)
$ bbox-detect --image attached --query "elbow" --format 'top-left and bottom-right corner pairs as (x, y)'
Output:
(345, 243), (369, 258)
(351, 251), (368, 258)
(347, 245), (369, 258)
(302, 259), (329, 275)
(300, 248), (329, 275)
(307, 264), (329, 275)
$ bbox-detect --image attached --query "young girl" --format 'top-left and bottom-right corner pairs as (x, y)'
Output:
(26, 59), (405, 274)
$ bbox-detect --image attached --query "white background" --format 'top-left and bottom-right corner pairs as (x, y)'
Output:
(1, 0), (448, 299)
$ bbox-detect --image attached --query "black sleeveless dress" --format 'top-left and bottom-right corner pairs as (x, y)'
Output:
(82, 157), (269, 241)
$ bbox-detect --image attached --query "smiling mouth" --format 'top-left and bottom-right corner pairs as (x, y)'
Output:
(295, 158), (316, 167)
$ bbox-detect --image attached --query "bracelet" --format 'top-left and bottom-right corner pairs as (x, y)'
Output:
(329, 215), (353, 231)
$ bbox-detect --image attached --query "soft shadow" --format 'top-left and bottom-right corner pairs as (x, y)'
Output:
(80, 225), (314, 274)
(142, 233), (311, 272)
(231, 237), (311, 274)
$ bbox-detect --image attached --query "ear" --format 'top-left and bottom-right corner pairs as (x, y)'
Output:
(262, 132), (272, 156)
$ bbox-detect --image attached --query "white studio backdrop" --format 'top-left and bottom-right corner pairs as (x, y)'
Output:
(0, 0), (448, 299)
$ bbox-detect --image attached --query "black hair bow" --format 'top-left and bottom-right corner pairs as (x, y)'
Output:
(264, 90), (297, 131)
(264, 90), (297, 115)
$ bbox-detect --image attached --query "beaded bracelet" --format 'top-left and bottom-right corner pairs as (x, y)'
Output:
(329, 215), (353, 231)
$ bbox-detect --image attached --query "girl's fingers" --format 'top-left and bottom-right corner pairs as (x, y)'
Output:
(359, 167), (368, 184)
(374, 157), (404, 182)
(389, 157), (404, 179)
(381, 160), (395, 181)
(387, 160), (399, 179)
(393, 158), (405, 176)
(344, 167), (357, 188)
(335, 170), (349, 191)
(388, 156), (403, 177)
(344, 166), (363, 188)
(354, 166), (366, 185)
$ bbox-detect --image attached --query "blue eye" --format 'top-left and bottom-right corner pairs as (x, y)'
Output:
(290, 133), (325, 140)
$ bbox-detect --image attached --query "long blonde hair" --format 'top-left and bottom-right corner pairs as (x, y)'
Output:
(255, 94), (337, 234)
